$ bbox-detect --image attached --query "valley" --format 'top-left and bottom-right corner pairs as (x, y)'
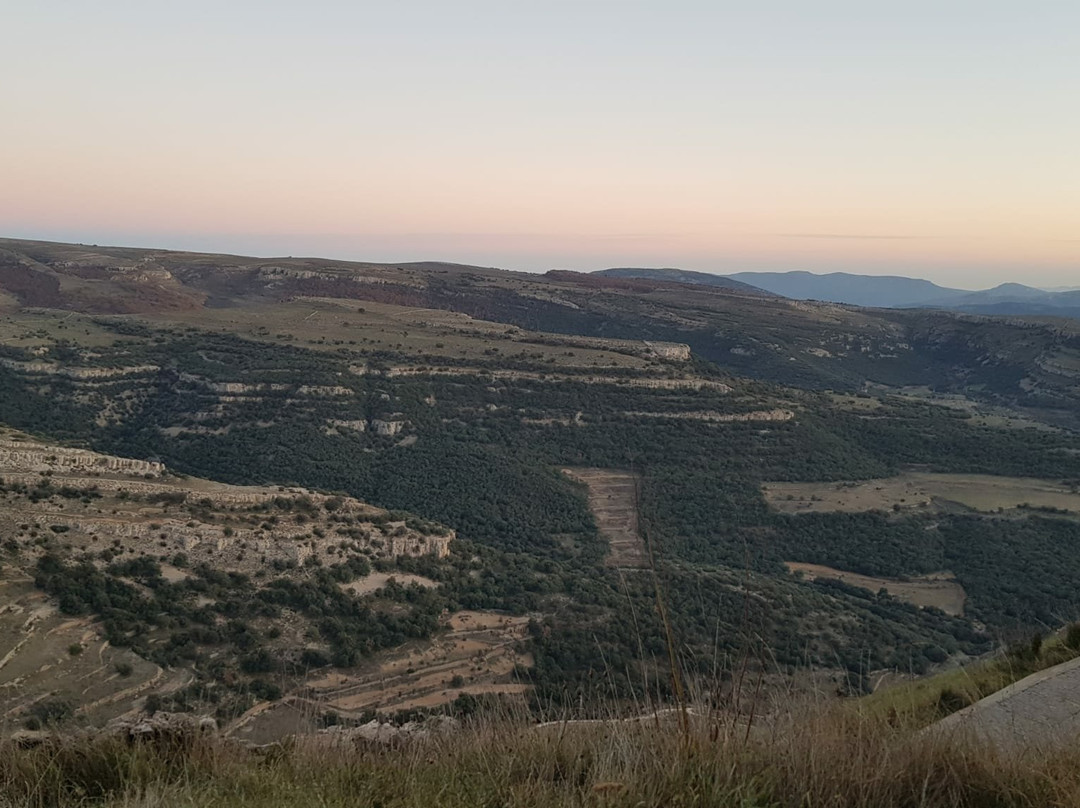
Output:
(2, 237), (1080, 737)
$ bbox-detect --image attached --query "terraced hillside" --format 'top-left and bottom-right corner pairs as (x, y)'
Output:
(0, 431), (468, 733)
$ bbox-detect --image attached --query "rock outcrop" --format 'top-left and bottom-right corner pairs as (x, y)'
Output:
(0, 442), (164, 476)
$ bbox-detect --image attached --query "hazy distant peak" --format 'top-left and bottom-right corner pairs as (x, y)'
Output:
(726, 271), (962, 308)
(724, 271), (1080, 315)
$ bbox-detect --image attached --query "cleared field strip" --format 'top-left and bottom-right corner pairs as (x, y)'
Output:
(563, 468), (647, 568)
(785, 562), (967, 616)
(764, 473), (1080, 515)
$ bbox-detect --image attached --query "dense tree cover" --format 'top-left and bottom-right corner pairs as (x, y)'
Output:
(524, 563), (989, 708)
(941, 517), (1080, 629)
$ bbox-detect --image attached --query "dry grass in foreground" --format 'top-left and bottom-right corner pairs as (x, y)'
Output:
(862, 628), (1080, 728)
(3, 703), (1080, 808)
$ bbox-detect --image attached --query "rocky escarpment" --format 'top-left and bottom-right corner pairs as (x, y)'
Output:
(0, 359), (160, 379)
(0, 438), (453, 566)
(0, 441), (164, 476)
(19, 510), (452, 568)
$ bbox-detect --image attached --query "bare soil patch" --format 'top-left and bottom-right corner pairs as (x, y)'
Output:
(785, 562), (967, 616)
(342, 572), (437, 596)
(562, 468), (647, 568)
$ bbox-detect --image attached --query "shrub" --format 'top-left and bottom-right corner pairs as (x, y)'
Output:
(1031, 633), (1044, 659)
(935, 687), (972, 716)
(240, 648), (275, 674)
(144, 693), (163, 714)
(300, 648), (330, 668)
(26, 697), (73, 727)
(1066, 622), (1080, 651)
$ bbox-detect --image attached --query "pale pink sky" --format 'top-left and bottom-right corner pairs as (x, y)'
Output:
(4, 2), (1079, 287)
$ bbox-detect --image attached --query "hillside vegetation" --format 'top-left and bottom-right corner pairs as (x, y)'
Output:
(2, 237), (1080, 752)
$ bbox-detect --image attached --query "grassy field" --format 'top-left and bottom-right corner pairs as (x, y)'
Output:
(0, 309), (132, 350)
(764, 472), (1080, 515)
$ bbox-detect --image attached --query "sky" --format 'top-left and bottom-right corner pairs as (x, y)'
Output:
(3, 1), (1079, 288)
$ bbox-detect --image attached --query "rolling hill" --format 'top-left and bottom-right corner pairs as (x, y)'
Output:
(590, 266), (773, 295)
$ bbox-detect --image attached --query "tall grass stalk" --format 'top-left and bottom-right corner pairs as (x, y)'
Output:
(3, 701), (1078, 807)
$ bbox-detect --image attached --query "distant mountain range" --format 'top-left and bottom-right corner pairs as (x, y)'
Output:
(596, 268), (1080, 319)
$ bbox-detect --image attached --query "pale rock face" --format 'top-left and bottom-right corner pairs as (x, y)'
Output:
(257, 266), (386, 284)
(297, 385), (354, 397)
(371, 418), (407, 436)
(0, 443), (164, 476)
(317, 716), (459, 744)
(642, 341), (692, 361)
(0, 359), (159, 379)
(22, 500), (452, 565)
(106, 712), (217, 740)
(326, 419), (367, 432)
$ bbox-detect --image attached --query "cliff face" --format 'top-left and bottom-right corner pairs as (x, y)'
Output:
(643, 341), (692, 361)
(0, 441), (164, 476)
(0, 359), (160, 379)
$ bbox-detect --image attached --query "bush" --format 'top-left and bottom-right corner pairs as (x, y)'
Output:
(1066, 622), (1080, 651)
(1031, 633), (1044, 659)
(300, 648), (331, 668)
(936, 687), (972, 716)
(26, 697), (73, 727)
(239, 648), (275, 674)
